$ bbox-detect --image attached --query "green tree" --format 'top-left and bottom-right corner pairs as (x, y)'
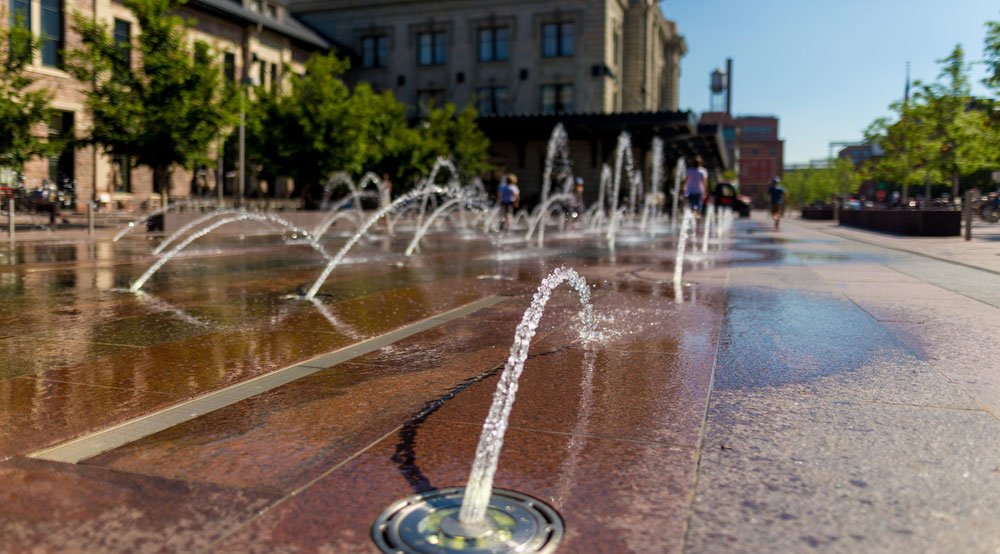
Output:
(866, 44), (996, 200)
(248, 54), (492, 202)
(912, 45), (993, 197)
(408, 102), (490, 186)
(782, 159), (861, 207)
(67, 0), (236, 202)
(864, 101), (935, 201)
(247, 54), (369, 203)
(0, 19), (55, 179)
(984, 18), (999, 94)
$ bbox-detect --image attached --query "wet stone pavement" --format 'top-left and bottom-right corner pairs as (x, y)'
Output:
(2, 214), (1000, 552)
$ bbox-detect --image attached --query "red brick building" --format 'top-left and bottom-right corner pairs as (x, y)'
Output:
(735, 116), (783, 204)
(699, 112), (784, 206)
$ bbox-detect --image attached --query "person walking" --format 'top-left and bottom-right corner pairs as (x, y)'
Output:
(684, 156), (708, 217)
(768, 177), (786, 231)
(496, 173), (520, 230)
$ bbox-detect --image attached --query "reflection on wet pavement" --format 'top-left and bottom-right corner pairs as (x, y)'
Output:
(4, 216), (937, 552)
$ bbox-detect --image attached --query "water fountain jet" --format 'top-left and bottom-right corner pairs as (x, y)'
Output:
(372, 266), (594, 554)
(303, 184), (457, 299)
(129, 213), (320, 292)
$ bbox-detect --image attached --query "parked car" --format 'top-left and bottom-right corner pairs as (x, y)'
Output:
(712, 182), (751, 218)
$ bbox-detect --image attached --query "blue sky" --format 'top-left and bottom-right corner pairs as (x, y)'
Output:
(660, 0), (998, 164)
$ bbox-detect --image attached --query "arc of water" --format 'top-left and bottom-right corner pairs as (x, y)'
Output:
(702, 204), (715, 253)
(304, 185), (454, 299)
(605, 206), (629, 246)
(152, 210), (240, 255)
(459, 266), (595, 524)
(311, 207), (368, 245)
(130, 213), (321, 293)
(387, 202), (421, 232)
(511, 210), (531, 230)
(538, 201), (573, 248)
(605, 132), (642, 237)
(595, 163), (611, 218)
(671, 157), (687, 231)
(673, 208), (695, 289)
(405, 194), (488, 256)
(311, 192), (378, 243)
(415, 159), (459, 230)
(113, 203), (182, 242)
(642, 138), (665, 235)
(541, 124), (571, 207)
(611, 132), (642, 217)
(320, 172), (355, 211)
(524, 193), (573, 244)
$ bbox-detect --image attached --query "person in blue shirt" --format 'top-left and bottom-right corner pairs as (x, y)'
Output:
(496, 173), (520, 230)
(768, 177), (786, 231)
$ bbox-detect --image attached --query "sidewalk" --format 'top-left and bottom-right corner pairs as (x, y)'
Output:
(684, 213), (1000, 551)
(792, 213), (1000, 275)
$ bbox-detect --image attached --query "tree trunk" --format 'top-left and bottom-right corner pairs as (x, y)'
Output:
(153, 166), (172, 209)
(952, 170), (960, 206)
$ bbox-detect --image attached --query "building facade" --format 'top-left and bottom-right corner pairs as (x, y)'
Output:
(3, 0), (328, 210)
(288, 0), (687, 201)
(291, 0), (685, 117)
(701, 112), (783, 205)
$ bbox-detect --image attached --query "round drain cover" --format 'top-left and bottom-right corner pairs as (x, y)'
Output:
(372, 487), (563, 553)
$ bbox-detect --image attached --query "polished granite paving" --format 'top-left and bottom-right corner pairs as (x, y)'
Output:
(4, 215), (1000, 552)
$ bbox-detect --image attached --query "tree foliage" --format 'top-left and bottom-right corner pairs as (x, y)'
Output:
(247, 53), (491, 204)
(0, 19), (55, 175)
(985, 18), (1000, 94)
(864, 44), (997, 197)
(67, 0), (236, 197)
(783, 158), (862, 206)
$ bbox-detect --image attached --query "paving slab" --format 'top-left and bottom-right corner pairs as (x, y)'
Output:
(0, 456), (277, 553)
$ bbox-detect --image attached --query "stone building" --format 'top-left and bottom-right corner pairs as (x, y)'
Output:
(289, 0), (697, 202)
(2, 0), (328, 210)
(291, 0), (685, 116)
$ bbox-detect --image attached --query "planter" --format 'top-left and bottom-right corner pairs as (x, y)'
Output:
(801, 207), (834, 220)
(838, 208), (960, 236)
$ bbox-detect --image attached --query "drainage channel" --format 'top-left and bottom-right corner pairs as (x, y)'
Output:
(28, 295), (507, 464)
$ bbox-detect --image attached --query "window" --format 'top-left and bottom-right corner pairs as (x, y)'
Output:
(361, 35), (389, 69)
(9, 0), (30, 29)
(476, 86), (508, 115)
(258, 59), (266, 87)
(39, 0), (62, 67)
(270, 62), (278, 91)
(541, 84), (573, 114)
(542, 22), (574, 58)
(113, 155), (131, 193)
(265, 2), (276, 18)
(113, 19), (131, 68)
(417, 31), (446, 66)
(223, 52), (236, 83)
(250, 0), (262, 12)
(477, 27), (508, 62)
(47, 111), (74, 185)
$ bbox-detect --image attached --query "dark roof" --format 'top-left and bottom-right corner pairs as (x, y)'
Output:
(477, 111), (732, 170)
(477, 111), (697, 143)
(189, 0), (330, 49)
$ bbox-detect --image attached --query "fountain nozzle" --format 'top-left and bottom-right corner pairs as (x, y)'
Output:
(372, 487), (562, 554)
